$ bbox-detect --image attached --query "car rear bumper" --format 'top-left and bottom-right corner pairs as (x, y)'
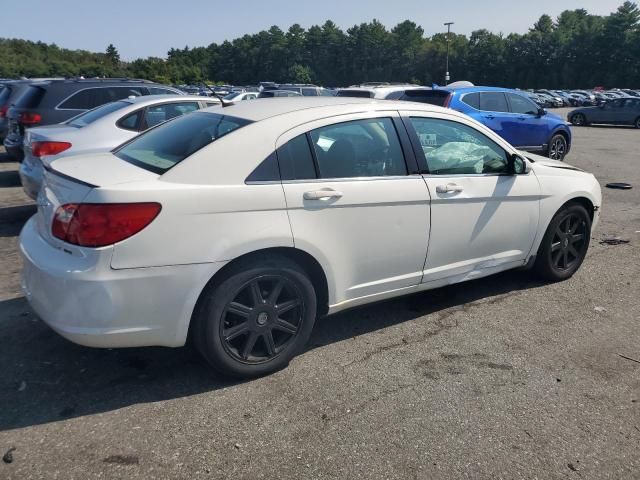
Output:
(20, 217), (224, 348)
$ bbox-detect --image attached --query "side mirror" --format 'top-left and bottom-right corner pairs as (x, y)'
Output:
(510, 153), (531, 174)
(537, 108), (546, 117)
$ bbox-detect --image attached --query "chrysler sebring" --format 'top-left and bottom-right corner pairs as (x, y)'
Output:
(20, 97), (601, 378)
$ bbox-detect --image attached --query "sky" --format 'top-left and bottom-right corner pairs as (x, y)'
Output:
(0, 0), (626, 60)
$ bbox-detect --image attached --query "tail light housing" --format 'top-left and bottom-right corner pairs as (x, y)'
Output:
(19, 112), (42, 125)
(0, 105), (7, 118)
(31, 141), (72, 158)
(52, 203), (162, 247)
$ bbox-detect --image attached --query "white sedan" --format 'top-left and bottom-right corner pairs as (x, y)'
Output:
(19, 95), (220, 199)
(20, 97), (601, 378)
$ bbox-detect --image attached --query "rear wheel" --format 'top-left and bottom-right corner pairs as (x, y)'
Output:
(570, 113), (586, 126)
(534, 203), (591, 281)
(194, 255), (317, 378)
(547, 134), (568, 161)
(634, 117), (640, 129)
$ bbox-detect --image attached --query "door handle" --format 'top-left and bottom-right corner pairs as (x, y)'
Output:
(436, 183), (464, 194)
(303, 189), (343, 200)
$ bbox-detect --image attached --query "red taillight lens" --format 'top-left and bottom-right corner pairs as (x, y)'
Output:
(20, 112), (42, 125)
(0, 105), (7, 118)
(52, 203), (161, 247)
(443, 94), (452, 108)
(31, 141), (72, 158)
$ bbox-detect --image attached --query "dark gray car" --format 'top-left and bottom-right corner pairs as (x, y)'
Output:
(569, 98), (640, 128)
(3, 78), (182, 160)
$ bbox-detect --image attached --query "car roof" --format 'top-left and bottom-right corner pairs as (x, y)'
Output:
(208, 96), (452, 122)
(436, 85), (520, 94)
(125, 94), (217, 106)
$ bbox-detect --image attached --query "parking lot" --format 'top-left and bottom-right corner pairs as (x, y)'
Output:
(0, 108), (638, 479)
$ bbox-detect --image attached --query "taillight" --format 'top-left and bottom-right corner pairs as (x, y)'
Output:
(0, 105), (7, 118)
(31, 141), (72, 157)
(443, 94), (452, 108)
(52, 203), (161, 247)
(20, 112), (42, 125)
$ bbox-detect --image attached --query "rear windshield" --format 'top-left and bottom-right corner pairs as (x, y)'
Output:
(67, 101), (130, 127)
(400, 90), (450, 106)
(336, 90), (374, 98)
(115, 111), (251, 174)
(14, 85), (46, 108)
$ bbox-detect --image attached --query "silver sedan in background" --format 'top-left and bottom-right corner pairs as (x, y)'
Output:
(19, 95), (220, 199)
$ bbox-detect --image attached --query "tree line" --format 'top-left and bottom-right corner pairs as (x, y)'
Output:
(1, 2), (638, 88)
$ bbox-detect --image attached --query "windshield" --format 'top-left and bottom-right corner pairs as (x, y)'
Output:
(115, 111), (252, 174)
(67, 101), (130, 127)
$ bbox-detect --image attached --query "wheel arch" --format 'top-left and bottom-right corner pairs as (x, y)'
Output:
(530, 195), (596, 260)
(187, 246), (330, 344)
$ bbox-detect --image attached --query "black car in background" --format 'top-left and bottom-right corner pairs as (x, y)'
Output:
(1, 79), (62, 141)
(569, 97), (640, 128)
(3, 78), (182, 160)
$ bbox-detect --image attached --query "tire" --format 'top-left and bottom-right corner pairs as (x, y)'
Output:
(634, 117), (640, 129)
(194, 255), (317, 378)
(571, 113), (586, 126)
(547, 133), (568, 161)
(533, 203), (591, 281)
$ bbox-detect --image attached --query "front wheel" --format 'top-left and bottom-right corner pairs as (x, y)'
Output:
(547, 134), (568, 161)
(533, 203), (591, 281)
(570, 113), (586, 126)
(194, 256), (317, 378)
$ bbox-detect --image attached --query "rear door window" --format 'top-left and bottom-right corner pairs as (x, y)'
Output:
(115, 112), (251, 174)
(309, 118), (407, 178)
(479, 92), (509, 113)
(59, 86), (144, 110)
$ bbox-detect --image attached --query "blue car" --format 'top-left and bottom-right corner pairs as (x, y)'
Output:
(413, 86), (572, 160)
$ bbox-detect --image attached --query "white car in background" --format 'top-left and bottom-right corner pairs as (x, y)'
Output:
(223, 91), (258, 103)
(20, 97), (601, 378)
(19, 95), (220, 199)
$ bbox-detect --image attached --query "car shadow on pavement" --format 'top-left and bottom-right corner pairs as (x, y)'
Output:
(0, 267), (545, 432)
(0, 170), (21, 188)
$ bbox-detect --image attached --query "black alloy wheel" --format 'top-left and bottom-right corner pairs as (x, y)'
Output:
(220, 275), (303, 364)
(548, 134), (568, 161)
(534, 203), (591, 281)
(194, 255), (317, 378)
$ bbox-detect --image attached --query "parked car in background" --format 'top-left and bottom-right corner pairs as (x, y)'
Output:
(277, 84), (336, 96)
(19, 95), (219, 199)
(258, 90), (303, 98)
(569, 97), (640, 128)
(3, 78), (183, 160)
(411, 86), (572, 160)
(223, 91), (259, 103)
(336, 84), (428, 99)
(534, 90), (564, 107)
(1, 80), (58, 140)
(19, 97), (601, 378)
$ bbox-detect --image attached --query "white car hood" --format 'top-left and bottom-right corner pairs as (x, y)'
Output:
(519, 151), (585, 173)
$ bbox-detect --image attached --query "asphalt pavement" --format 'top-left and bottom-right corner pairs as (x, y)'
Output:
(0, 111), (638, 479)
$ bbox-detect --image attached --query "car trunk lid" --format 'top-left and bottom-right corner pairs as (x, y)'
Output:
(36, 153), (159, 247)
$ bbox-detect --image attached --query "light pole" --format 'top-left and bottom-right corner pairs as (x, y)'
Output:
(444, 22), (454, 85)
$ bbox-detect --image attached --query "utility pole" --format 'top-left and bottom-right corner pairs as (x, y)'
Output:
(444, 22), (454, 85)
